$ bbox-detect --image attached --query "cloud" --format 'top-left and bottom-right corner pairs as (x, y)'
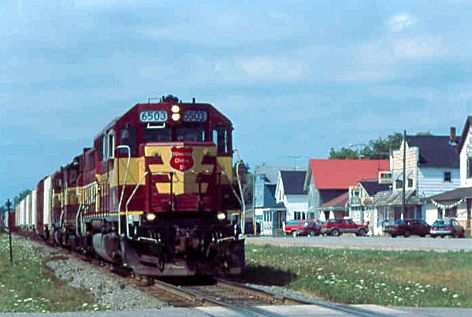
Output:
(72, 0), (143, 9)
(392, 36), (443, 59)
(236, 56), (307, 82)
(337, 33), (445, 83)
(386, 12), (418, 32)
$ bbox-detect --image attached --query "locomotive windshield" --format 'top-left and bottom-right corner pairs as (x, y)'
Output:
(144, 127), (172, 143)
(176, 126), (205, 142)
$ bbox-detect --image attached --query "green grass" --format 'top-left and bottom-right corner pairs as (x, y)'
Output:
(0, 234), (99, 313)
(243, 245), (472, 307)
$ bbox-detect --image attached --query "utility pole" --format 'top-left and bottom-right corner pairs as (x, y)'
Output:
(6, 199), (13, 264)
(286, 156), (301, 170)
(402, 130), (407, 220)
(252, 168), (257, 235)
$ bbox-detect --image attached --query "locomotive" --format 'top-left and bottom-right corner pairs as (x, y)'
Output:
(14, 95), (245, 276)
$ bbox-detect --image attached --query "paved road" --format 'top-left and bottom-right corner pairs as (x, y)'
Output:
(246, 235), (472, 251)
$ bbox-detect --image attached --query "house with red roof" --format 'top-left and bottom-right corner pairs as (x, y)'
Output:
(304, 159), (390, 220)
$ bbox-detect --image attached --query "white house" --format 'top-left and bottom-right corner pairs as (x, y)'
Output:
(349, 179), (390, 235)
(423, 123), (472, 233)
(275, 170), (308, 221)
(376, 135), (460, 222)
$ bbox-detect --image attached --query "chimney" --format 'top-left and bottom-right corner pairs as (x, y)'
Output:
(450, 127), (457, 145)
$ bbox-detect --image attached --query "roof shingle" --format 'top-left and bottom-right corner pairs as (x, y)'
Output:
(308, 159), (389, 190)
(360, 180), (390, 196)
(280, 170), (307, 195)
(406, 135), (459, 168)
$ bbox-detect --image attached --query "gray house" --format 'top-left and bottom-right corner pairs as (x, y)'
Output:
(253, 166), (288, 235)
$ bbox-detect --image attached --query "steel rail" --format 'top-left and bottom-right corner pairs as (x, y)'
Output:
(216, 279), (398, 317)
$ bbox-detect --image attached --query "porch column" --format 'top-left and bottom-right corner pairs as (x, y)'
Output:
(467, 198), (471, 237)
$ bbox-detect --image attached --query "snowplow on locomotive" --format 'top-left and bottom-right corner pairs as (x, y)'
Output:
(14, 96), (245, 277)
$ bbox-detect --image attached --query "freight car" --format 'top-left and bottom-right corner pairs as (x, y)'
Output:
(14, 95), (245, 276)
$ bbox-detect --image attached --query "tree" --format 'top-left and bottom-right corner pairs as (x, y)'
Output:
(416, 131), (433, 136)
(328, 147), (360, 159)
(13, 189), (31, 207)
(329, 132), (403, 160)
(232, 161), (253, 206)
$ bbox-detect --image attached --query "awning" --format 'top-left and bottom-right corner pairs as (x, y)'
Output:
(373, 189), (421, 207)
(427, 187), (472, 210)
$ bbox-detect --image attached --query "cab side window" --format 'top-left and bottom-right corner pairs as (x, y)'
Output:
(119, 125), (137, 155)
(212, 125), (229, 155)
(102, 130), (115, 160)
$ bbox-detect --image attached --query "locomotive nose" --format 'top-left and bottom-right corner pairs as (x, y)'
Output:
(144, 142), (218, 211)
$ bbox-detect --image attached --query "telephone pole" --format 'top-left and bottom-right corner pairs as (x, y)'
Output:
(6, 199), (13, 264)
(402, 130), (407, 220)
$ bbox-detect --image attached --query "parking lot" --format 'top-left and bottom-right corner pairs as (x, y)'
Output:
(246, 235), (472, 252)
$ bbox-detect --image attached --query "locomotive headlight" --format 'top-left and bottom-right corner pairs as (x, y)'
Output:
(171, 105), (180, 113)
(217, 212), (226, 221)
(172, 113), (181, 121)
(146, 213), (156, 221)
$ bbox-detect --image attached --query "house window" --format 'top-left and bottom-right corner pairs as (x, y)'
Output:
(395, 180), (403, 189)
(408, 178), (413, 188)
(444, 171), (452, 182)
(294, 212), (305, 220)
(307, 212), (315, 219)
(468, 158), (472, 178)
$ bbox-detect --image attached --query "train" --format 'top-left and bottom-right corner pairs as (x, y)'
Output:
(11, 95), (245, 277)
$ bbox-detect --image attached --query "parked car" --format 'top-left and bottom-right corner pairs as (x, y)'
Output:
(383, 219), (430, 237)
(320, 218), (368, 236)
(284, 219), (316, 237)
(430, 219), (465, 238)
(296, 220), (322, 237)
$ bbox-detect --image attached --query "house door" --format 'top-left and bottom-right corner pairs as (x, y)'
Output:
(273, 211), (285, 229)
(323, 211), (330, 220)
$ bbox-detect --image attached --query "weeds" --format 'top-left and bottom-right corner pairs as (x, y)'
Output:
(0, 234), (98, 312)
(244, 245), (472, 307)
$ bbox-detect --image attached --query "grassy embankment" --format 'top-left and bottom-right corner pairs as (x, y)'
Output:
(243, 245), (472, 307)
(0, 234), (98, 313)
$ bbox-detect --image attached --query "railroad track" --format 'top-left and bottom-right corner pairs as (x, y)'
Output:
(139, 278), (394, 317)
(20, 234), (394, 316)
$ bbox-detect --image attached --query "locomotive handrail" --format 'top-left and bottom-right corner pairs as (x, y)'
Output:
(234, 149), (246, 236)
(75, 204), (83, 237)
(116, 145), (131, 236)
(125, 171), (149, 238)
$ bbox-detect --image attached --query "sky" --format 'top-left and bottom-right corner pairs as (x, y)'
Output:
(1, 0), (472, 200)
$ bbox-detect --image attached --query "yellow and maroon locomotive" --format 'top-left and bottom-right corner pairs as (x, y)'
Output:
(16, 95), (245, 276)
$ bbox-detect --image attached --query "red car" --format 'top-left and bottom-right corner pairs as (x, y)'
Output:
(383, 219), (430, 237)
(284, 219), (316, 237)
(296, 221), (322, 237)
(321, 218), (368, 236)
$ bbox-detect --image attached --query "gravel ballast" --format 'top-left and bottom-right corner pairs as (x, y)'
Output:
(16, 236), (166, 311)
